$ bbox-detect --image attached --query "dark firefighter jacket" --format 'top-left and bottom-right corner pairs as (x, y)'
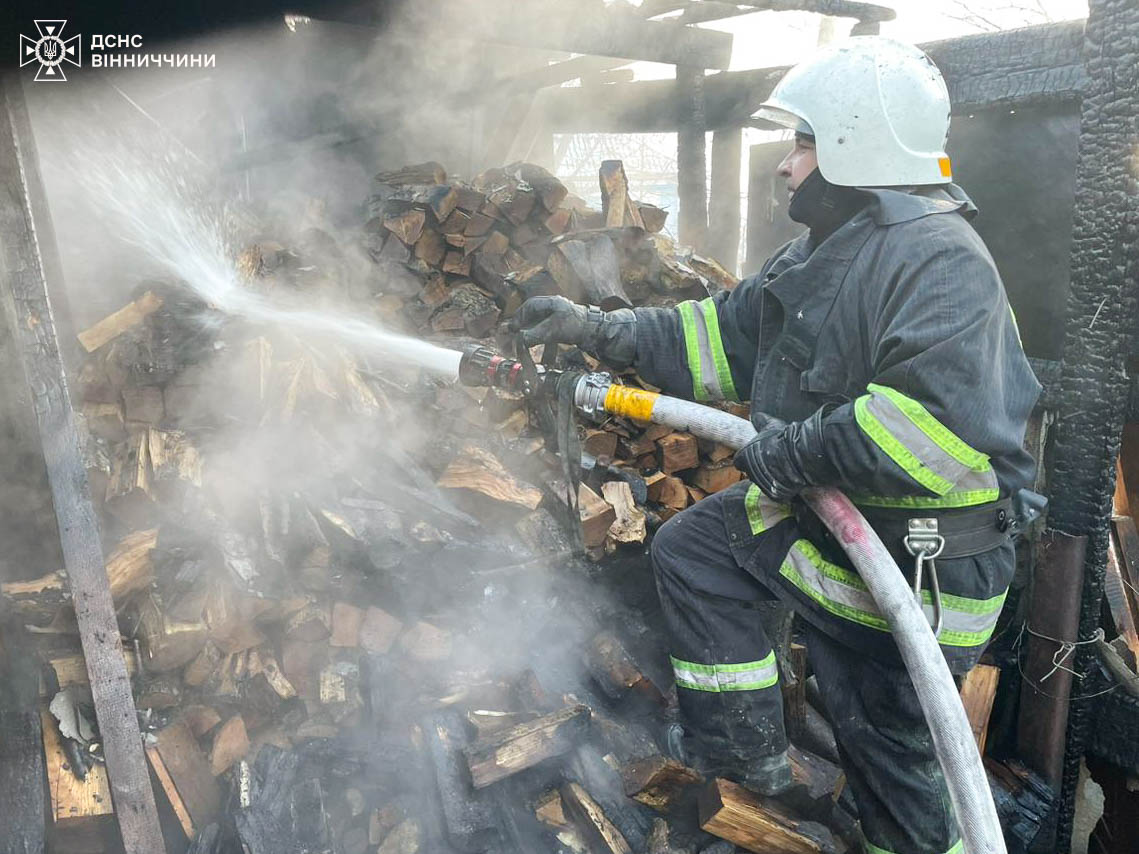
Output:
(630, 184), (1041, 670)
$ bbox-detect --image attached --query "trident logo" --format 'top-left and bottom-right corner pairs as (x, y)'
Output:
(19, 20), (82, 82)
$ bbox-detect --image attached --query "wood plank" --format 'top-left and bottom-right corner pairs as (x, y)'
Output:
(698, 778), (838, 854)
(464, 704), (591, 788)
(41, 706), (114, 826)
(0, 623), (46, 854)
(146, 718), (221, 840)
(560, 781), (633, 854)
(77, 290), (163, 353)
(0, 75), (165, 854)
(621, 755), (703, 812)
(959, 663), (1000, 756)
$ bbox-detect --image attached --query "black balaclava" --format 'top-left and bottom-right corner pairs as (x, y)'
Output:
(788, 161), (868, 248)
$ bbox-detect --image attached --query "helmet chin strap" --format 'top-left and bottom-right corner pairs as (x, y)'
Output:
(788, 168), (867, 245)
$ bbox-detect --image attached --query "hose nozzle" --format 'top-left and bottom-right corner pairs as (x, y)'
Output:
(457, 344), (532, 392)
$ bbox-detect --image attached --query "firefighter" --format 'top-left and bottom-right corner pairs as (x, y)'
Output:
(512, 36), (1040, 854)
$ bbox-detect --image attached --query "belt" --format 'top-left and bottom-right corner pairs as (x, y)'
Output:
(856, 498), (1013, 559)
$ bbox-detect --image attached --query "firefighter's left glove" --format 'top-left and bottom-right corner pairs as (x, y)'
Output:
(510, 295), (637, 370)
(733, 409), (832, 502)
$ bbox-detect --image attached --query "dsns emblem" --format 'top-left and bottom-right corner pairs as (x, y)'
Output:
(20, 20), (82, 82)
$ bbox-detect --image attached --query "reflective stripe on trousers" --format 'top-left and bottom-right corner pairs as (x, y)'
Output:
(670, 650), (779, 692)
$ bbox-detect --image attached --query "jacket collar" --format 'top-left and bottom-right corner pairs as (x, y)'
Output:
(859, 183), (978, 225)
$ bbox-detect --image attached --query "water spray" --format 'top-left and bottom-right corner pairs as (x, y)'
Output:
(457, 342), (1006, 854)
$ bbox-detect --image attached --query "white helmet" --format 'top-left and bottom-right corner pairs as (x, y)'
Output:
(756, 37), (953, 188)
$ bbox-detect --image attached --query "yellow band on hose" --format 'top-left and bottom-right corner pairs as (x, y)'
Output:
(603, 385), (659, 422)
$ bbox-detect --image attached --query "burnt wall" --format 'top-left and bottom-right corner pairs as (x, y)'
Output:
(1046, 0), (1139, 848)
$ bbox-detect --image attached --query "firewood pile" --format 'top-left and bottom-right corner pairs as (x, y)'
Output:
(0, 159), (1052, 854)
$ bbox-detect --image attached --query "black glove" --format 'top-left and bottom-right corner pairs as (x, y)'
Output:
(733, 409), (833, 502)
(509, 295), (637, 368)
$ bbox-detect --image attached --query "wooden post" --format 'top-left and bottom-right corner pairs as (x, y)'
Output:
(1016, 530), (1086, 786)
(677, 64), (708, 252)
(708, 126), (742, 273)
(0, 74), (166, 854)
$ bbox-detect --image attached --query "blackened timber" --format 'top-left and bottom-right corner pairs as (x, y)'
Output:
(464, 704), (591, 788)
(0, 76), (165, 854)
(708, 127), (742, 272)
(677, 65), (709, 252)
(535, 20), (1086, 133)
(425, 710), (502, 851)
(0, 621), (45, 854)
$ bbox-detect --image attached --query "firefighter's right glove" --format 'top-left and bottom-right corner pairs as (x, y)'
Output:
(734, 409), (832, 502)
(509, 295), (637, 369)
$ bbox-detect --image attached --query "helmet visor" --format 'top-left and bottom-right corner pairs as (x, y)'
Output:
(754, 105), (812, 135)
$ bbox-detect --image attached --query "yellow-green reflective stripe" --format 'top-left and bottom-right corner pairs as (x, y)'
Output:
(855, 396), (956, 495)
(778, 540), (1006, 647)
(670, 651), (778, 692)
(744, 484), (791, 535)
(868, 383), (989, 472)
(850, 489), (1000, 509)
(866, 839), (963, 854)
(676, 301), (709, 402)
(699, 298), (738, 402)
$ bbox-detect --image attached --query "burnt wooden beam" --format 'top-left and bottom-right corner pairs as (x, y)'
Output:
(535, 19), (1087, 133)
(677, 65), (709, 252)
(0, 74), (166, 854)
(0, 621), (45, 854)
(708, 126), (743, 272)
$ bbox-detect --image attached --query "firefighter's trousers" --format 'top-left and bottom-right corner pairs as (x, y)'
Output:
(651, 486), (961, 854)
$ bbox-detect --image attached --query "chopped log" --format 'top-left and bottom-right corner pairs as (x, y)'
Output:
(507, 162), (568, 212)
(183, 642), (223, 688)
(374, 162), (446, 185)
(438, 444), (543, 510)
(658, 433), (699, 474)
(46, 652), (138, 695)
(602, 481), (647, 544)
(584, 428), (619, 459)
(137, 594), (209, 673)
(698, 778), (839, 854)
(560, 781), (633, 854)
(414, 229), (447, 266)
(104, 431), (154, 524)
(599, 161), (645, 230)
(545, 209), (572, 236)
(41, 707), (114, 837)
(618, 434), (656, 459)
(147, 428), (202, 500)
(464, 704), (591, 788)
(478, 230), (511, 257)
(359, 606), (403, 654)
(649, 474), (688, 510)
(466, 709), (538, 739)
(686, 485), (708, 504)
(535, 789), (568, 828)
(620, 755), (703, 812)
(984, 757), (1054, 852)
(550, 236), (631, 310)
(425, 711), (502, 851)
(285, 600), (332, 642)
(637, 203), (668, 233)
(586, 630), (664, 707)
(578, 482), (618, 548)
(442, 250), (471, 277)
(183, 705), (222, 738)
(398, 621), (452, 662)
(440, 209), (472, 234)
(330, 602), (364, 648)
(2, 569), (71, 625)
(203, 583), (270, 655)
(136, 671), (182, 710)
(383, 209), (426, 245)
(208, 715), (249, 776)
(77, 289), (163, 353)
(690, 460), (742, 494)
(787, 745), (843, 810)
(422, 184), (460, 223)
(146, 718), (221, 839)
(280, 640), (328, 701)
(448, 283), (501, 337)
(82, 402), (126, 442)
(379, 234), (411, 263)
(959, 663), (1000, 755)
(464, 211), (496, 238)
(123, 385), (165, 427)
(488, 183), (537, 225)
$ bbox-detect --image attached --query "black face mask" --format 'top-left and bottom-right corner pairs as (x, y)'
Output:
(787, 168), (866, 246)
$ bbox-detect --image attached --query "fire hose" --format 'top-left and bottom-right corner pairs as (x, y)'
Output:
(458, 344), (1007, 854)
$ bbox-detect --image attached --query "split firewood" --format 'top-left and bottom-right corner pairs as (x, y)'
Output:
(648, 474), (689, 511)
(583, 428), (619, 459)
(77, 290), (163, 352)
(104, 431), (154, 524)
(375, 162), (446, 186)
(699, 778), (841, 854)
(506, 162), (568, 213)
(40, 706), (114, 840)
(787, 745), (844, 810)
(578, 482), (618, 548)
(958, 663), (1000, 755)
(285, 599), (332, 642)
(147, 428), (202, 500)
(137, 594), (209, 673)
(398, 620), (452, 662)
(359, 606), (403, 654)
(637, 203), (669, 234)
(621, 755), (704, 812)
(425, 711), (503, 851)
(422, 184), (460, 223)
(602, 481), (647, 544)
(146, 718), (221, 839)
(329, 602), (364, 647)
(183, 641), (224, 688)
(1, 570), (71, 625)
(383, 209), (426, 245)
(183, 705), (222, 738)
(1105, 527), (1139, 661)
(545, 208), (572, 236)
(82, 402), (126, 442)
(586, 630), (664, 706)
(549, 236), (631, 310)
(280, 640), (328, 701)
(686, 485), (708, 505)
(599, 161), (645, 230)
(535, 789), (569, 829)
(690, 460), (742, 494)
(208, 715), (250, 776)
(123, 385), (165, 427)
(658, 433), (700, 474)
(438, 444), (542, 510)
(464, 704), (591, 788)
(560, 781), (633, 854)
(414, 228), (447, 266)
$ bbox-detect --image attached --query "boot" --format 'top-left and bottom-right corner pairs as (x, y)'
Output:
(664, 721), (793, 797)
